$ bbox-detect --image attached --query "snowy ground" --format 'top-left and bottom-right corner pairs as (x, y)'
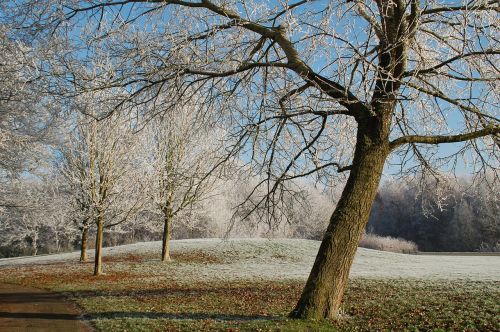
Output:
(1, 238), (499, 281)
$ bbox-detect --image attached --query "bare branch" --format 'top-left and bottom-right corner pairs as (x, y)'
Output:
(422, 1), (499, 15)
(390, 126), (500, 150)
(404, 49), (500, 77)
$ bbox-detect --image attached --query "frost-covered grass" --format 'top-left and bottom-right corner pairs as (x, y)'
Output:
(0, 238), (499, 331)
(2, 238), (498, 281)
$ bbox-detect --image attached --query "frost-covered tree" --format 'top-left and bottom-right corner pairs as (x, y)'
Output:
(144, 102), (221, 262)
(0, 25), (55, 179)
(0, 178), (74, 256)
(61, 93), (144, 275)
(60, 119), (95, 262)
(5, 0), (499, 319)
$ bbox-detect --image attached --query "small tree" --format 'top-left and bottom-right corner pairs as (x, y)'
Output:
(60, 122), (95, 262)
(62, 96), (144, 275)
(145, 104), (220, 262)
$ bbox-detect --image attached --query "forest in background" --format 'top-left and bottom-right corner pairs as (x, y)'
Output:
(1, 170), (498, 258)
(368, 176), (499, 252)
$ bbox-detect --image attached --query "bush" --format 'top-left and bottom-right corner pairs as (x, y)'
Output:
(359, 233), (418, 254)
(476, 241), (500, 253)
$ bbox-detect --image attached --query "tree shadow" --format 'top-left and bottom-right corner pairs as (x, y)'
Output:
(65, 284), (269, 299)
(87, 311), (278, 322)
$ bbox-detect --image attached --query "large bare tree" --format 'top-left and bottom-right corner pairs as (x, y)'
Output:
(6, 0), (499, 319)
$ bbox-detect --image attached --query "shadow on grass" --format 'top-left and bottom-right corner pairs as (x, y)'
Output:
(87, 311), (279, 322)
(66, 283), (299, 299)
(68, 288), (211, 298)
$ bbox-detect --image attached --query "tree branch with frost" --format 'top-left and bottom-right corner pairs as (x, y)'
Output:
(390, 126), (500, 149)
(404, 49), (500, 77)
(421, 0), (499, 15)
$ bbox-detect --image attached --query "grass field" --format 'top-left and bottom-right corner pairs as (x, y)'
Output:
(0, 239), (498, 331)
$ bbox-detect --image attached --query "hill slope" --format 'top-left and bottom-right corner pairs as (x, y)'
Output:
(1, 238), (498, 281)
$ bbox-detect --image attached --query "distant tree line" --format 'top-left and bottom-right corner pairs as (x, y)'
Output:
(367, 176), (499, 252)
(0, 173), (333, 258)
(3, 172), (498, 259)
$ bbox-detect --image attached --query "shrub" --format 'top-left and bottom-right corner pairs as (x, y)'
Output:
(476, 241), (500, 253)
(359, 233), (418, 254)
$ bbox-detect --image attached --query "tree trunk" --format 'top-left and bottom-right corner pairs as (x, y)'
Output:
(161, 213), (173, 262)
(94, 217), (104, 276)
(161, 191), (174, 262)
(80, 226), (89, 262)
(290, 121), (390, 320)
(31, 233), (38, 256)
(54, 231), (60, 253)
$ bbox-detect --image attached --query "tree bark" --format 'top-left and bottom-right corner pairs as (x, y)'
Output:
(94, 216), (104, 276)
(161, 191), (174, 262)
(290, 119), (390, 320)
(80, 226), (89, 262)
(54, 231), (60, 253)
(31, 233), (38, 256)
(161, 212), (173, 262)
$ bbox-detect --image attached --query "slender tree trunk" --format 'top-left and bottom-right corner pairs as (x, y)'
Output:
(31, 233), (38, 256)
(54, 231), (60, 253)
(80, 226), (89, 262)
(290, 119), (390, 320)
(161, 191), (174, 262)
(161, 212), (173, 262)
(94, 216), (104, 276)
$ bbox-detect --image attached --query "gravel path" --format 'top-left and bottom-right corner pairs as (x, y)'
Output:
(0, 283), (94, 332)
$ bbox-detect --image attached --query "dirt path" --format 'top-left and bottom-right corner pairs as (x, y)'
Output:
(0, 283), (94, 332)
